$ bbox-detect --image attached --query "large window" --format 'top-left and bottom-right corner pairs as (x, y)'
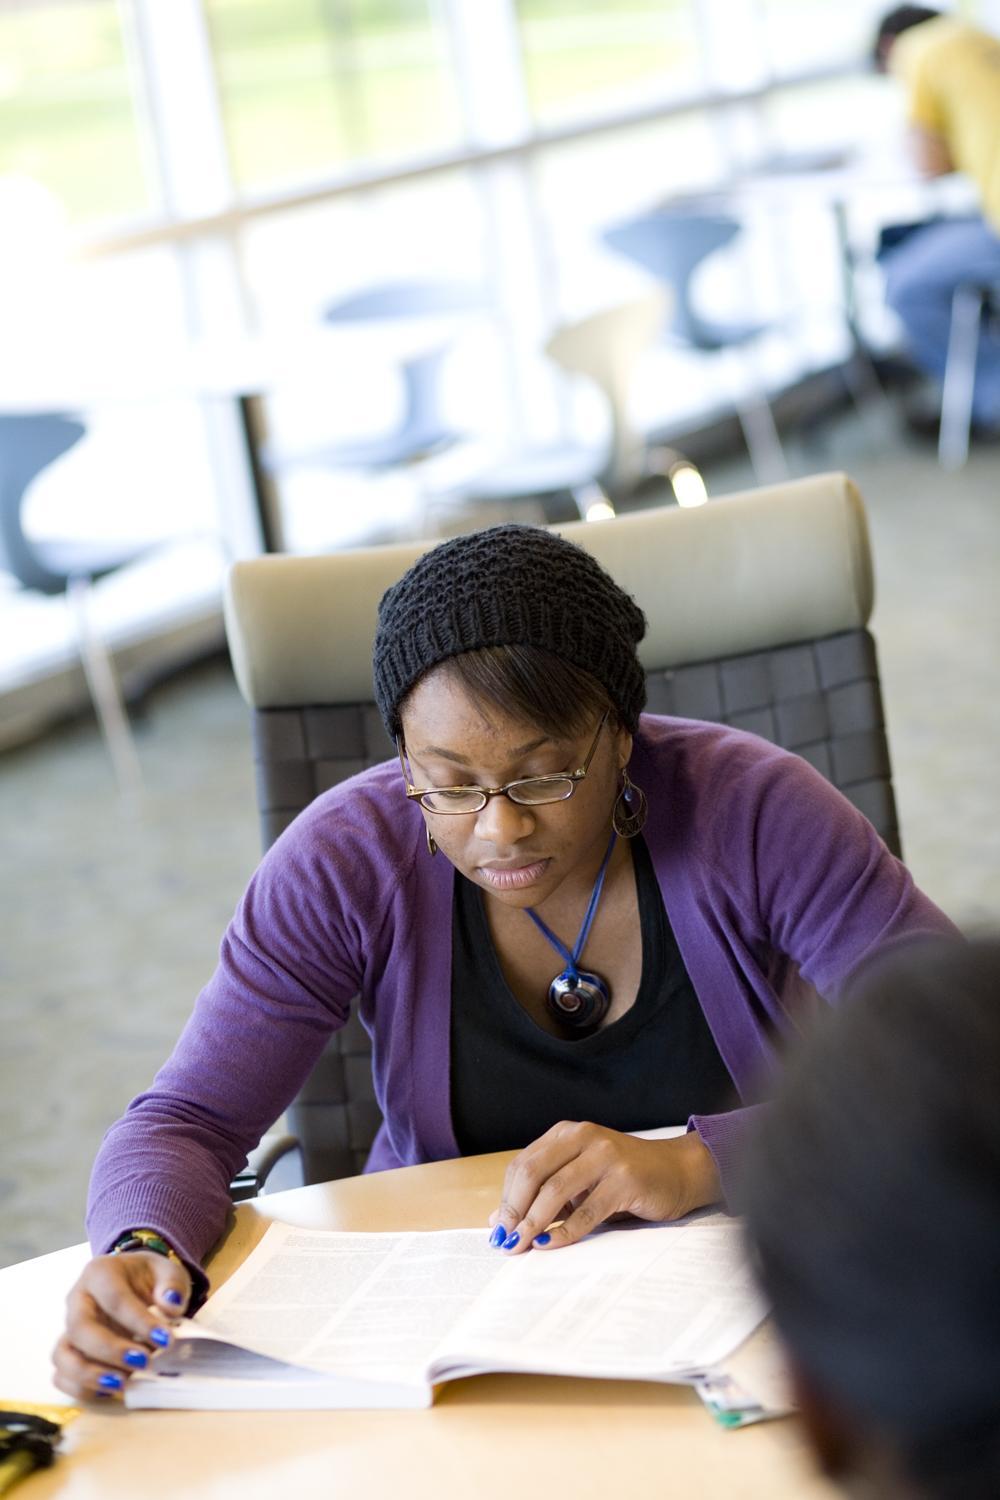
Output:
(205, 0), (462, 190)
(0, 0), (152, 225)
(4, 0), (968, 693)
(515, 0), (704, 124)
(535, 110), (725, 311)
(238, 169), (495, 552)
(759, 0), (907, 78)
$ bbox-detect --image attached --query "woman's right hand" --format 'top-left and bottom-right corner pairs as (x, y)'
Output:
(52, 1251), (192, 1402)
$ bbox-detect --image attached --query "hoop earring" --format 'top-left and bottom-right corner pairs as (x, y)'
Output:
(426, 826), (438, 858)
(612, 768), (647, 838)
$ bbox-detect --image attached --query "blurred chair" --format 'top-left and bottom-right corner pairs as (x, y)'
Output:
(224, 470), (899, 1191)
(0, 412), (145, 795)
(430, 293), (667, 522)
(266, 280), (483, 475)
(938, 278), (1000, 470)
(603, 211), (789, 484)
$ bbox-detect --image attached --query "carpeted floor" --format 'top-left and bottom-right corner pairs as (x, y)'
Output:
(2, 409), (998, 1269)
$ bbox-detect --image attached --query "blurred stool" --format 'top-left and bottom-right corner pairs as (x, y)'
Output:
(939, 279), (1000, 470)
(267, 280), (484, 475)
(429, 293), (666, 523)
(603, 210), (789, 483)
(0, 413), (147, 796)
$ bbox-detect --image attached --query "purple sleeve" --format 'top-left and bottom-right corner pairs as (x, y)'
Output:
(748, 749), (958, 996)
(686, 1107), (767, 1210)
(688, 747), (959, 1208)
(86, 819), (371, 1283)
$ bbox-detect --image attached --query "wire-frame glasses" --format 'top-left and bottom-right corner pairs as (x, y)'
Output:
(397, 712), (609, 814)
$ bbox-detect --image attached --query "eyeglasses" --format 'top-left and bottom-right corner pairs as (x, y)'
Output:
(397, 712), (609, 814)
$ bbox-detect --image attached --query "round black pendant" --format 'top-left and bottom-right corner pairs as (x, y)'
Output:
(546, 969), (610, 1033)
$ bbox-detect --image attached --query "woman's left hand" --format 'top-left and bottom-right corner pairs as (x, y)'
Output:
(487, 1122), (721, 1254)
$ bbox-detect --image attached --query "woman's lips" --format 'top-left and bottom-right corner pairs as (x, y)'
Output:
(477, 858), (550, 891)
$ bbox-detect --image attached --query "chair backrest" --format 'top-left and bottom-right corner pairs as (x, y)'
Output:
(0, 413), (86, 596)
(225, 472), (897, 1183)
(603, 212), (748, 350)
(544, 293), (666, 494)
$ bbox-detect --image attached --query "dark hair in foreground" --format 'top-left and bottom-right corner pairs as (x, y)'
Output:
(872, 6), (941, 67)
(743, 937), (1000, 1499)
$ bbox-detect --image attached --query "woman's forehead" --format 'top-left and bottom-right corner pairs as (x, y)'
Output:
(401, 671), (566, 755)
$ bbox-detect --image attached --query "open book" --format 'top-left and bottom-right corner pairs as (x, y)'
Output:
(126, 1212), (767, 1410)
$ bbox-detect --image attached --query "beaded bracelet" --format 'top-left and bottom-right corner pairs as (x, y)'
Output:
(111, 1228), (183, 1267)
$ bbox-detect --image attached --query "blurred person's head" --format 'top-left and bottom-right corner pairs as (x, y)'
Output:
(743, 937), (1000, 1499)
(872, 7), (942, 71)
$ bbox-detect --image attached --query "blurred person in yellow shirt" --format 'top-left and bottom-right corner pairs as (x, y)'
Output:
(874, 8), (1000, 436)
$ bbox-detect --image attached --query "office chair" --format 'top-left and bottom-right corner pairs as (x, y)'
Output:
(428, 293), (667, 522)
(938, 278), (1000, 470)
(224, 470), (900, 1195)
(0, 412), (146, 794)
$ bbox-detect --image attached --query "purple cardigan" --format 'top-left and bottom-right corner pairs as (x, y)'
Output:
(87, 716), (955, 1277)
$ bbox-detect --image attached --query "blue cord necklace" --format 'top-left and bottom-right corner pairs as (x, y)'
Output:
(526, 831), (617, 1034)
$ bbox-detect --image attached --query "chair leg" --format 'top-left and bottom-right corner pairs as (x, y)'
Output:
(939, 286), (984, 471)
(569, 480), (615, 521)
(722, 346), (789, 484)
(840, 345), (896, 430)
(66, 576), (143, 800)
(734, 391), (789, 484)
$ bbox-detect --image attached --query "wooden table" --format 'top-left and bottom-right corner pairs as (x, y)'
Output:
(0, 1153), (835, 1499)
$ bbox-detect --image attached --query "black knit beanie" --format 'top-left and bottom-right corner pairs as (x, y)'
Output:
(373, 524), (647, 737)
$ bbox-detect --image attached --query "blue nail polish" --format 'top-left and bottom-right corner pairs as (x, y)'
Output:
(533, 1232), (551, 1247)
(163, 1288), (184, 1308)
(149, 1327), (170, 1348)
(489, 1225), (506, 1249)
(501, 1231), (520, 1251)
(98, 1373), (122, 1391)
(123, 1349), (148, 1369)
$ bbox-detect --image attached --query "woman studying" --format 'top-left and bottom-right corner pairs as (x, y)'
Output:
(53, 523), (954, 1400)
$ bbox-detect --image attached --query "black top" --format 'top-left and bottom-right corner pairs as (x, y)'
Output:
(449, 836), (736, 1155)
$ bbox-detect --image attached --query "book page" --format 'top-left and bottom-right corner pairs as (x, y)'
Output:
(192, 1223), (507, 1383)
(430, 1213), (766, 1382)
(184, 1211), (764, 1391)
(126, 1329), (434, 1410)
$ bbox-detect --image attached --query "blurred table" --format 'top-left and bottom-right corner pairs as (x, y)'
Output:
(674, 149), (971, 349)
(0, 1151), (836, 1500)
(0, 317), (470, 553)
